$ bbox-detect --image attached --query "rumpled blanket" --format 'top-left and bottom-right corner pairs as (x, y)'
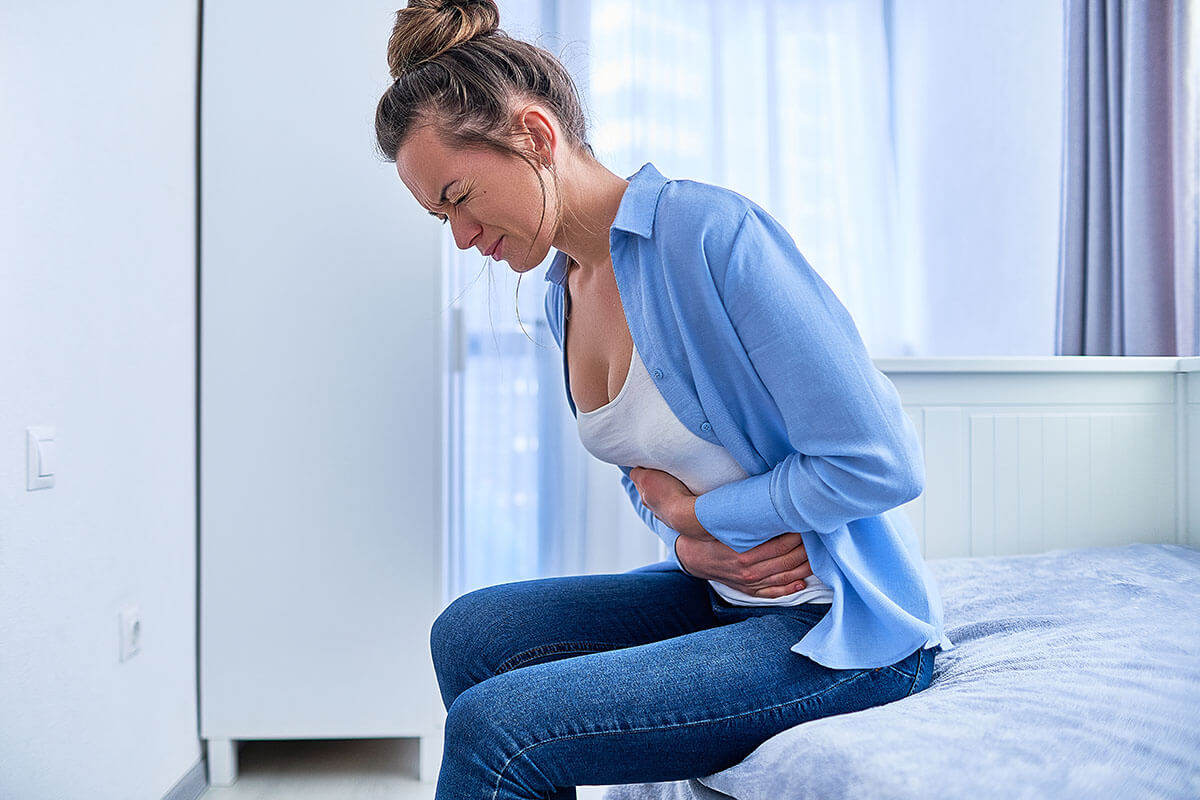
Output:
(604, 543), (1200, 799)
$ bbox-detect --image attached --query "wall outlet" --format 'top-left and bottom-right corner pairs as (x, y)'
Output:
(119, 606), (142, 662)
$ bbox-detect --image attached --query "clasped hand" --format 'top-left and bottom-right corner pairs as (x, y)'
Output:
(629, 466), (812, 599)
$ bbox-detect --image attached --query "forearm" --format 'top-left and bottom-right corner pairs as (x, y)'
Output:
(693, 448), (924, 552)
(666, 495), (709, 539)
(620, 471), (689, 570)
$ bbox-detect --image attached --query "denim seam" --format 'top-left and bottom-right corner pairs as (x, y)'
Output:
(904, 651), (927, 697)
(488, 666), (889, 800)
(496, 641), (625, 675)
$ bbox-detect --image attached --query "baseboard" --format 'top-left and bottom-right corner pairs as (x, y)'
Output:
(162, 758), (207, 800)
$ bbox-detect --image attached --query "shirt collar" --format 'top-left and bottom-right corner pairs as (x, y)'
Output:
(545, 162), (668, 286)
(611, 161), (669, 239)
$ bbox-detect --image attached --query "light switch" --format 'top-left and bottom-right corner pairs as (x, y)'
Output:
(38, 439), (57, 477)
(26, 427), (56, 491)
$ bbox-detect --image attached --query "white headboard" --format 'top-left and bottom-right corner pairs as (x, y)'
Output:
(876, 357), (1200, 559)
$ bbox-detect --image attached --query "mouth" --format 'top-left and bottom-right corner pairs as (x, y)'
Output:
(484, 236), (504, 260)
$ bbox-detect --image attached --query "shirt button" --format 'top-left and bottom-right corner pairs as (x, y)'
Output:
(700, 422), (712, 432)
(652, 368), (664, 380)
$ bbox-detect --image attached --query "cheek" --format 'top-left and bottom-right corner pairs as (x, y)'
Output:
(518, 173), (557, 228)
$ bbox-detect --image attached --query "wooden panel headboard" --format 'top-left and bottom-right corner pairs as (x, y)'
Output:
(876, 357), (1198, 559)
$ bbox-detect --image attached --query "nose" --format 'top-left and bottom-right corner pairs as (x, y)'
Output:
(449, 216), (481, 252)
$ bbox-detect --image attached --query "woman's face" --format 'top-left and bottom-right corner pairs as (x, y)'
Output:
(395, 124), (558, 273)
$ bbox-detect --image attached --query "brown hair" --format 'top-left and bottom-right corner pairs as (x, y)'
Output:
(375, 0), (593, 164)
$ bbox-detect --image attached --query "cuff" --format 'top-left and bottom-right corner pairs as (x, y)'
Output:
(693, 470), (789, 552)
(672, 535), (697, 577)
(657, 524), (687, 573)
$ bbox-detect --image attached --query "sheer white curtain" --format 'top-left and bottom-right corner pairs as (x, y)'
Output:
(587, 0), (908, 355)
(446, 0), (905, 596)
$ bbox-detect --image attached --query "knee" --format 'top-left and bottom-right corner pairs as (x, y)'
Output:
(430, 585), (508, 708)
(429, 594), (466, 679)
(442, 680), (500, 751)
(441, 678), (558, 798)
(430, 586), (499, 672)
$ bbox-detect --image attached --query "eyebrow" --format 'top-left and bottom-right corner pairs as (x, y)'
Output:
(427, 179), (459, 217)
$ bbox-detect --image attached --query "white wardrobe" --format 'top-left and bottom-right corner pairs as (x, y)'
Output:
(199, 1), (446, 783)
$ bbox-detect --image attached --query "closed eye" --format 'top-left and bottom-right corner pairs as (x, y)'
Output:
(428, 193), (468, 225)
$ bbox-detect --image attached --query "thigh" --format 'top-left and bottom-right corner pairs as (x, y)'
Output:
(430, 571), (719, 708)
(438, 608), (921, 799)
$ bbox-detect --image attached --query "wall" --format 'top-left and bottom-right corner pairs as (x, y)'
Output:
(0, 2), (202, 799)
(891, 0), (1065, 355)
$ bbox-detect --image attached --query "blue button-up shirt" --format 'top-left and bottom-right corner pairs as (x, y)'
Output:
(544, 162), (954, 669)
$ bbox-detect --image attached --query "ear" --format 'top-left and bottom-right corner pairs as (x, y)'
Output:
(516, 104), (558, 167)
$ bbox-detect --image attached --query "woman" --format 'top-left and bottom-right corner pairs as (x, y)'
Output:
(375, 2), (953, 798)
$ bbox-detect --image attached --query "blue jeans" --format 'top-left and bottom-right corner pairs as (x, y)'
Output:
(431, 570), (937, 799)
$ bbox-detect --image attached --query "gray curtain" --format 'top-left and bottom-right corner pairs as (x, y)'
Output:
(1057, 0), (1199, 356)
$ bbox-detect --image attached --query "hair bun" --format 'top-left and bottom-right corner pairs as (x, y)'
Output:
(387, 0), (501, 80)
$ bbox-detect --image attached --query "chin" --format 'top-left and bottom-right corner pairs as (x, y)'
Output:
(506, 240), (549, 273)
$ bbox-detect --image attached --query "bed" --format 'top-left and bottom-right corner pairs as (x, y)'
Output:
(602, 356), (1200, 799)
(604, 542), (1200, 799)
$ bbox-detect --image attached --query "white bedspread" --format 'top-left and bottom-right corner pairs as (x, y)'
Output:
(604, 543), (1200, 799)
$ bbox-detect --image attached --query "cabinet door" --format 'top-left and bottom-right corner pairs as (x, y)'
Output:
(200, 0), (443, 739)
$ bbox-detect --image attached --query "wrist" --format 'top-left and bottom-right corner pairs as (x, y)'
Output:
(673, 535), (695, 576)
(671, 495), (707, 539)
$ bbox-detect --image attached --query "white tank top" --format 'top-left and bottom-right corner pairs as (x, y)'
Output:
(576, 343), (833, 606)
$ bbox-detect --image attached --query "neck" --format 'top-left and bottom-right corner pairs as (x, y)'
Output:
(550, 154), (629, 278)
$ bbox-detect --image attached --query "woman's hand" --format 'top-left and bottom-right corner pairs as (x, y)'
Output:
(676, 532), (812, 598)
(629, 466), (812, 598)
(628, 466), (708, 538)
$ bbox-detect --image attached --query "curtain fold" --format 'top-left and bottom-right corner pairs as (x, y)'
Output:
(1177, 0), (1200, 356)
(1057, 0), (1199, 356)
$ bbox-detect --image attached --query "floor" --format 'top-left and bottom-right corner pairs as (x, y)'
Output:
(198, 738), (612, 800)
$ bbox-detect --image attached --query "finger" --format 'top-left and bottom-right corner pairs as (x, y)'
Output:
(745, 564), (813, 594)
(735, 546), (811, 586)
(723, 574), (809, 598)
(742, 531), (806, 561)
(752, 579), (811, 599)
(721, 560), (810, 594)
